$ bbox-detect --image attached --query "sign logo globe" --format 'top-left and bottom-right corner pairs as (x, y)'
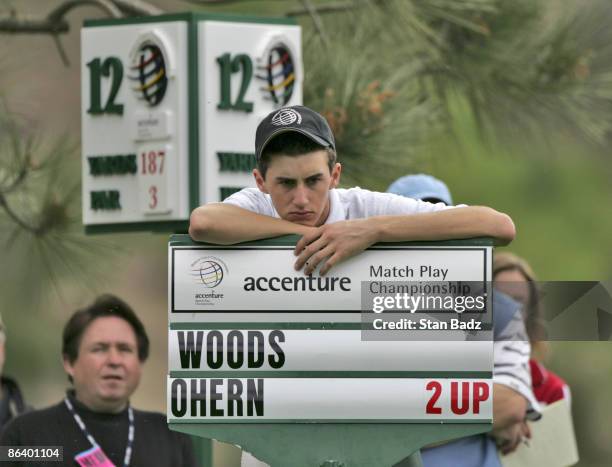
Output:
(196, 260), (224, 288)
(190, 257), (227, 289)
(129, 42), (168, 106)
(256, 38), (297, 107)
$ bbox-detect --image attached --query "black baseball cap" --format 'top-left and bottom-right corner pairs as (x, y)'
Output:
(255, 105), (336, 161)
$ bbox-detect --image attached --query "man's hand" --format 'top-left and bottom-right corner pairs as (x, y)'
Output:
(294, 219), (379, 275)
(492, 383), (528, 430)
(494, 420), (531, 455)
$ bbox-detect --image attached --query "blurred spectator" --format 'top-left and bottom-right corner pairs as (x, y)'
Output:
(0, 314), (29, 430)
(387, 174), (540, 466)
(0, 294), (197, 466)
(493, 252), (571, 405)
(387, 174), (453, 205)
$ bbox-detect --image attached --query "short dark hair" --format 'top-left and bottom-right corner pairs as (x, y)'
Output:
(62, 294), (149, 364)
(258, 132), (337, 179)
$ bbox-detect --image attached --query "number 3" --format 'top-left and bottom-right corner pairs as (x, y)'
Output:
(148, 185), (158, 209)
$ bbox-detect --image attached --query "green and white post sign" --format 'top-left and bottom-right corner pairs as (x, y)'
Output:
(168, 235), (494, 466)
(81, 13), (301, 233)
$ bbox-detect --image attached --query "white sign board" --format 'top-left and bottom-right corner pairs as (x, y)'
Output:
(169, 329), (492, 372)
(82, 15), (301, 232)
(199, 20), (302, 205)
(169, 245), (491, 321)
(168, 237), (493, 423)
(82, 21), (190, 227)
(168, 377), (493, 422)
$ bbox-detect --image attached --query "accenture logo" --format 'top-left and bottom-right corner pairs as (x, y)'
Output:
(190, 257), (228, 288)
(243, 275), (351, 292)
(271, 108), (302, 126)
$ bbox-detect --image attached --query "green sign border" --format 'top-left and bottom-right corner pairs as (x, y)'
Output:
(83, 12), (297, 29)
(170, 234), (495, 248)
(170, 371), (492, 379)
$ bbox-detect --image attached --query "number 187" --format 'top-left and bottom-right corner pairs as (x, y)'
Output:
(141, 150), (165, 175)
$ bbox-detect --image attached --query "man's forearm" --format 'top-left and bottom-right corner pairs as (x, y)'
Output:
(371, 206), (516, 245)
(189, 203), (310, 244)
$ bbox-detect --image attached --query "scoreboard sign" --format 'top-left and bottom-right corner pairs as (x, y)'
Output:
(81, 14), (301, 232)
(168, 377), (492, 421)
(168, 236), (494, 423)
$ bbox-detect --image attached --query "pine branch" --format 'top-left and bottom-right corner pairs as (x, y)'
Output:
(0, 192), (41, 235)
(48, 0), (123, 22)
(299, 0), (330, 47)
(183, 0), (364, 15)
(112, 0), (164, 16)
(0, 15), (70, 34)
(0, 0), (163, 35)
(182, 0), (247, 4)
(286, 1), (362, 17)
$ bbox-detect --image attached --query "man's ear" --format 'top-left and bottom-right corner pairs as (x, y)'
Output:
(62, 356), (75, 379)
(253, 169), (269, 194)
(330, 162), (342, 189)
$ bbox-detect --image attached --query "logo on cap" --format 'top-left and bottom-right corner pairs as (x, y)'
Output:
(271, 108), (302, 126)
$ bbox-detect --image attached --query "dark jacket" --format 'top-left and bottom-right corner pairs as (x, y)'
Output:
(0, 376), (28, 430)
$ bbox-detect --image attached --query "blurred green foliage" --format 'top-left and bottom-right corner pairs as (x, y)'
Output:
(419, 93), (612, 280)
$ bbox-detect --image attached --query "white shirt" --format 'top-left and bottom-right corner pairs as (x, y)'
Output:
(224, 186), (460, 221)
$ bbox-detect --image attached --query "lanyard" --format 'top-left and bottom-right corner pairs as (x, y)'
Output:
(64, 397), (134, 467)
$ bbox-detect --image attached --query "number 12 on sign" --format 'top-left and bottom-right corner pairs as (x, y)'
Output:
(138, 145), (172, 215)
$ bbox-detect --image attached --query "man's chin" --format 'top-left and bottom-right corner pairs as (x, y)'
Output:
(286, 214), (318, 225)
(295, 219), (317, 226)
(99, 390), (126, 402)
(99, 382), (131, 400)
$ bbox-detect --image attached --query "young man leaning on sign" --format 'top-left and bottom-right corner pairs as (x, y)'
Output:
(188, 105), (515, 273)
